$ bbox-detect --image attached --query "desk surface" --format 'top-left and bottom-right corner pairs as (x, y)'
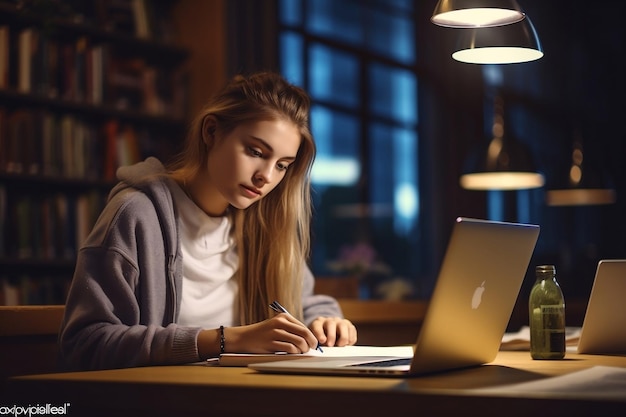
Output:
(3, 351), (625, 417)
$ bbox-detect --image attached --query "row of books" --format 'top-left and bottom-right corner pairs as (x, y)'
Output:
(0, 275), (70, 306)
(0, 23), (186, 117)
(0, 0), (181, 306)
(0, 186), (106, 262)
(88, 0), (173, 41)
(1, 0), (177, 44)
(0, 108), (153, 181)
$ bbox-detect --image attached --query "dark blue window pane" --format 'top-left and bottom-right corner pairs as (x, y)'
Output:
(305, 0), (414, 64)
(365, 9), (415, 64)
(310, 105), (360, 187)
(309, 44), (359, 108)
(306, 0), (363, 46)
(379, 0), (413, 11)
(279, 0), (302, 26)
(369, 123), (419, 236)
(309, 105), (361, 277)
(369, 64), (418, 125)
(311, 105), (360, 160)
(280, 31), (304, 87)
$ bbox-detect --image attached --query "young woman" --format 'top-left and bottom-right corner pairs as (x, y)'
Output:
(58, 72), (357, 371)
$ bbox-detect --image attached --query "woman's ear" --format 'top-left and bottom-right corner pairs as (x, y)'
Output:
(201, 115), (218, 147)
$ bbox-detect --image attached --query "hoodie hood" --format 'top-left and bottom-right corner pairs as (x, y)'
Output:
(111, 157), (180, 267)
(114, 156), (169, 195)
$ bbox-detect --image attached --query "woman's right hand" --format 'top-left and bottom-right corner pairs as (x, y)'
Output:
(197, 313), (319, 359)
(229, 313), (320, 353)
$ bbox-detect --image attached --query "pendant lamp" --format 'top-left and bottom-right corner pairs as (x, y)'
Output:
(545, 130), (616, 206)
(431, 0), (526, 28)
(452, 17), (543, 64)
(460, 96), (544, 191)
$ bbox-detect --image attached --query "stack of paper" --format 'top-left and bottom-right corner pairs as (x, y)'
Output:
(500, 326), (581, 351)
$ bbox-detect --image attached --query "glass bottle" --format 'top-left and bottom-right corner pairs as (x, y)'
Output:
(529, 265), (566, 359)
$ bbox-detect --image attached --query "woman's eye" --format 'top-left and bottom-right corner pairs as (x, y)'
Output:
(248, 147), (262, 157)
(277, 162), (289, 171)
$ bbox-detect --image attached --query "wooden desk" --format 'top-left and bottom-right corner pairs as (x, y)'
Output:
(2, 351), (625, 417)
(0, 305), (64, 379)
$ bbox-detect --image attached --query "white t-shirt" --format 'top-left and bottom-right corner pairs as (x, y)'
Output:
(170, 182), (239, 328)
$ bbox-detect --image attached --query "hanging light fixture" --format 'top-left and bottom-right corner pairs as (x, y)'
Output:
(452, 17), (543, 64)
(460, 96), (544, 191)
(431, 0), (526, 28)
(545, 129), (616, 206)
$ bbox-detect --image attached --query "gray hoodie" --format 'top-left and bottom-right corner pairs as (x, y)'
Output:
(58, 157), (342, 371)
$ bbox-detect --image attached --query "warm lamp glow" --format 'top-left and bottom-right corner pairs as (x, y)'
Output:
(453, 46), (543, 64)
(461, 95), (544, 191)
(460, 172), (545, 191)
(545, 131), (616, 206)
(546, 189), (616, 206)
(453, 17), (543, 65)
(431, 1), (525, 28)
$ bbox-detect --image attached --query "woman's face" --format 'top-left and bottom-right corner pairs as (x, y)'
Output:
(195, 118), (301, 215)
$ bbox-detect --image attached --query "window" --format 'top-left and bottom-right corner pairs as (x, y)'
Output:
(278, 0), (420, 299)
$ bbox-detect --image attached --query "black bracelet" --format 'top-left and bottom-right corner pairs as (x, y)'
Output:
(219, 325), (226, 354)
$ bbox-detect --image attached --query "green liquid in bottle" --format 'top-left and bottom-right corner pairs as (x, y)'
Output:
(529, 265), (565, 360)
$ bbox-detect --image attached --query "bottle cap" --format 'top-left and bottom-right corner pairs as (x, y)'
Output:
(535, 264), (556, 275)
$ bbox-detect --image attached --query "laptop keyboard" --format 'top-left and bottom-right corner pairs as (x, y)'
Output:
(349, 357), (412, 368)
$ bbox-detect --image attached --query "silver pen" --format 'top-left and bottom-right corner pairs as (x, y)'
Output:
(269, 300), (323, 353)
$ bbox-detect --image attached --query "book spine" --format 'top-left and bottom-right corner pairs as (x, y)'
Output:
(0, 184), (5, 258)
(14, 195), (33, 259)
(17, 27), (33, 93)
(0, 25), (9, 89)
(74, 37), (87, 102)
(0, 108), (7, 172)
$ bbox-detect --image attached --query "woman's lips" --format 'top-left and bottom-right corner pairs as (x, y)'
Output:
(240, 184), (262, 198)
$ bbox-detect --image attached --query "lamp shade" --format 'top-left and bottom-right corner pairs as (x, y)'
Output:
(452, 17), (543, 64)
(545, 134), (616, 206)
(460, 136), (545, 190)
(461, 96), (544, 191)
(546, 189), (616, 206)
(431, 0), (525, 28)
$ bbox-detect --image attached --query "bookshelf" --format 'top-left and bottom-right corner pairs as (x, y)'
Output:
(0, 0), (189, 305)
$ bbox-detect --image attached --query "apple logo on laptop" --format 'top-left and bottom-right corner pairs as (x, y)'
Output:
(471, 281), (486, 309)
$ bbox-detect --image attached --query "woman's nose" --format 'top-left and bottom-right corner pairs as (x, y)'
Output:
(253, 165), (273, 186)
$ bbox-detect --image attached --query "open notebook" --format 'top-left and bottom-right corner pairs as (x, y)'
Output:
(249, 217), (540, 377)
(218, 345), (414, 367)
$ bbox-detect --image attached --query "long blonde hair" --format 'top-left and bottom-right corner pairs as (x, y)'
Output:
(168, 72), (315, 323)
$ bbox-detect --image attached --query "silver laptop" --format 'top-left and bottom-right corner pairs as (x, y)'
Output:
(577, 260), (626, 354)
(251, 217), (540, 377)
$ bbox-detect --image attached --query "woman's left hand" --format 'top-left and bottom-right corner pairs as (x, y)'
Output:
(309, 317), (357, 347)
